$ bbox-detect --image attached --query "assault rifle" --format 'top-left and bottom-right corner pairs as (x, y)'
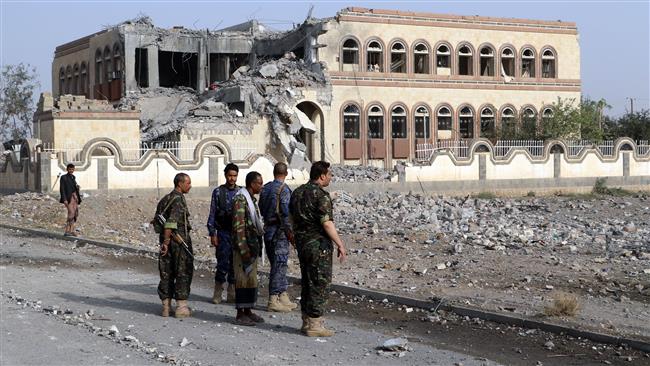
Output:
(155, 213), (194, 260)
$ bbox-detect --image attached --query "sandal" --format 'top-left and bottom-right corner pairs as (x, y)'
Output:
(235, 315), (256, 326)
(247, 312), (265, 323)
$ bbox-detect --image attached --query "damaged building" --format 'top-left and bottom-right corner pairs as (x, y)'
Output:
(50, 7), (581, 169)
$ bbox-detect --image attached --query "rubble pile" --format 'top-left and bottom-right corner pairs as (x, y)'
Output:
(118, 54), (330, 166)
(331, 165), (393, 182)
(334, 192), (650, 250)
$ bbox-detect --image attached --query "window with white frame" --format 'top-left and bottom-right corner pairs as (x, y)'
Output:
(437, 106), (452, 131)
(458, 45), (473, 75)
(368, 105), (384, 139)
(414, 106), (430, 139)
(542, 49), (556, 78)
(479, 46), (495, 76)
(343, 104), (360, 139)
(501, 47), (515, 77)
(436, 44), (450, 68)
(414, 43), (429, 74)
(521, 48), (535, 78)
(367, 41), (383, 72)
(391, 106), (407, 138)
(390, 42), (407, 73)
(459, 106), (474, 138)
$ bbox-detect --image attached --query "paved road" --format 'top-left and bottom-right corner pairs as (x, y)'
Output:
(0, 227), (498, 366)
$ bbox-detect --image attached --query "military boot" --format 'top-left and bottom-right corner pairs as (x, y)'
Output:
(279, 292), (298, 310)
(212, 282), (224, 304)
(300, 313), (309, 333)
(226, 284), (236, 303)
(267, 295), (292, 312)
(175, 300), (191, 318)
(161, 298), (172, 317)
(305, 317), (334, 337)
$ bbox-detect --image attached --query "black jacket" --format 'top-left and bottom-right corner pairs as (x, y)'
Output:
(59, 173), (81, 204)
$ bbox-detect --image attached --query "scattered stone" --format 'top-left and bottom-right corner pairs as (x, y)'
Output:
(378, 337), (409, 352)
(544, 340), (555, 350)
(180, 337), (191, 347)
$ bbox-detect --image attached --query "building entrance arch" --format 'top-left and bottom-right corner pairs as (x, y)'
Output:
(295, 101), (324, 162)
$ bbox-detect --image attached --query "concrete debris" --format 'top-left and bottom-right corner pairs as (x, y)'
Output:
(544, 340), (555, 350)
(331, 165), (393, 183)
(259, 63), (279, 78)
(180, 337), (191, 347)
(378, 337), (409, 352)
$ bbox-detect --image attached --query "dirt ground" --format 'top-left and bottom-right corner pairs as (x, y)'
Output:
(1, 189), (649, 345)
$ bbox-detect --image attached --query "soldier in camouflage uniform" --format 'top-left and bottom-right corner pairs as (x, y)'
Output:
(158, 173), (194, 318)
(289, 161), (347, 337)
(232, 171), (265, 326)
(259, 162), (296, 312)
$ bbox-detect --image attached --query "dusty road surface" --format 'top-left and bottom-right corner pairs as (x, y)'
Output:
(1, 227), (648, 365)
(1, 190), (649, 344)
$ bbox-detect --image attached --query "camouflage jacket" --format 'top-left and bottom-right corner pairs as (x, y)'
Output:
(162, 190), (192, 242)
(289, 181), (333, 245)
(232, 193), (263, 262)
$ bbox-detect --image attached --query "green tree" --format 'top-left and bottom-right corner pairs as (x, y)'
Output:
(540, 97), (606, 141)
(0, 63), (40, 141)
(605, 110), (650, 141)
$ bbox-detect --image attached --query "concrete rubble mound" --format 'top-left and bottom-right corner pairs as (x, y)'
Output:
(118, 53), (330, 165)
(331, 165), (393, 182)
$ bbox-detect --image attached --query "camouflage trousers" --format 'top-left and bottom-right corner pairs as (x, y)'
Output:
(264, 227), (290, 295)
(297, 238), (332, 318)
(158, 236), (194, 300)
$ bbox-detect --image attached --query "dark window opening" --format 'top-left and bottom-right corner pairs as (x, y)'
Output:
(391, 107), (407, 138)
(80, 63), (87, 96)
(390, 43), (407, 73)
(414, 43), (429, 74)
(292, 47), (305, 60)
(459, 107), (474, 138)
(414, 107), (430, 139)
(209, 53), (248, 83)
(437, 107), (452, 131)
(343, 105), (360, 139)
(458, 46), (473, 76)
(521, 49), (535, 78)
(480, 47), (494, 76)
(501, 48), (515, 77)
(158, 51), (197, 89)
(436, 45), (450, 68)
(367, 41), (383, 72)
(135, 48), (149, 88)
(95, 49), (103, 84)
(59, 68), (65, 96)
(480, 109), (495, 138)
(342, 39), (359, 71)
(500, 109), (516, 138)
(368, 107), (384, 139)
(542, 50), (556, 78)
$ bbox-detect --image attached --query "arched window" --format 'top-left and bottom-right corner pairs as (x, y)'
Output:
(59, 67), (65, 96)
(366, 41), (383, 72)
(95, 49), (103, 84)
(479, 46), (495, 76)
(80, 63), (87, 96)
(521, 107), (537, 137)
(413, 43), (429, 74)
(501, 47), (515, 77)
(65, 66), (72, 94)
(104, 46), (113, 82)
(113, 43), (122, 79)
(436, 44), (450, 68)
(368, 105), (384, 139)
(342, 39), (359, 71)
(521, 48), (536, 78)
(343, 104), (360, 139)
(542, 48), (556, 78)
(391, 106), (407, 138)
(480, 107), (495, 138)
(542, 107), (554, 122)
(437, 106), (452, 131)
(457, 44), (473, 75)
(73, 63), (80, 95)
(459, 106), (474, 138)
(414, 106), (430, 139)
(390, 41), (407, 73)
(500, 107), (517, 137)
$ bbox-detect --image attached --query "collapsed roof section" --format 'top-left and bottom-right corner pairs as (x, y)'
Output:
(113, 15), (332, 166)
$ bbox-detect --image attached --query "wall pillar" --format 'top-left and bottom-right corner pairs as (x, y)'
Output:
(147, 45), (160, 88)
(38, 152), (52, 193)
(97, 158), (108, 190)
(623, 152), (630, 177)
(479, 154), (486, 180)
(553, 152), (561, 178)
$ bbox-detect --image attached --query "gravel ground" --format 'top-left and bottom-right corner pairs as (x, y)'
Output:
(1, 189), (649, 344)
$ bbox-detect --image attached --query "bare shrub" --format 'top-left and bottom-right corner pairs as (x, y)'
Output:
(544, 292), (579, 317)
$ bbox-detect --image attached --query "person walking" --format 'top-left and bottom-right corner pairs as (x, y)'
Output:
(289, 161), (347, 337)
(60, 163), (81, 236)
(231, 171), (265, 326)
(259, 162), (296, 312)
(206, 163), (240, 304)
(158, 173), (194, 318)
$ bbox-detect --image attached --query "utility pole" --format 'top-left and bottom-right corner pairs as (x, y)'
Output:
(626, 97), (636, 114)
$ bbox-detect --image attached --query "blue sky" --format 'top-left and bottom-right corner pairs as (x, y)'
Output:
(1, 0), (648, 117)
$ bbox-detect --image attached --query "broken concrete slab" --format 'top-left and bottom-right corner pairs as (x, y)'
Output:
(259, 64), (278, 78)
(295, 108), (317, 132)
